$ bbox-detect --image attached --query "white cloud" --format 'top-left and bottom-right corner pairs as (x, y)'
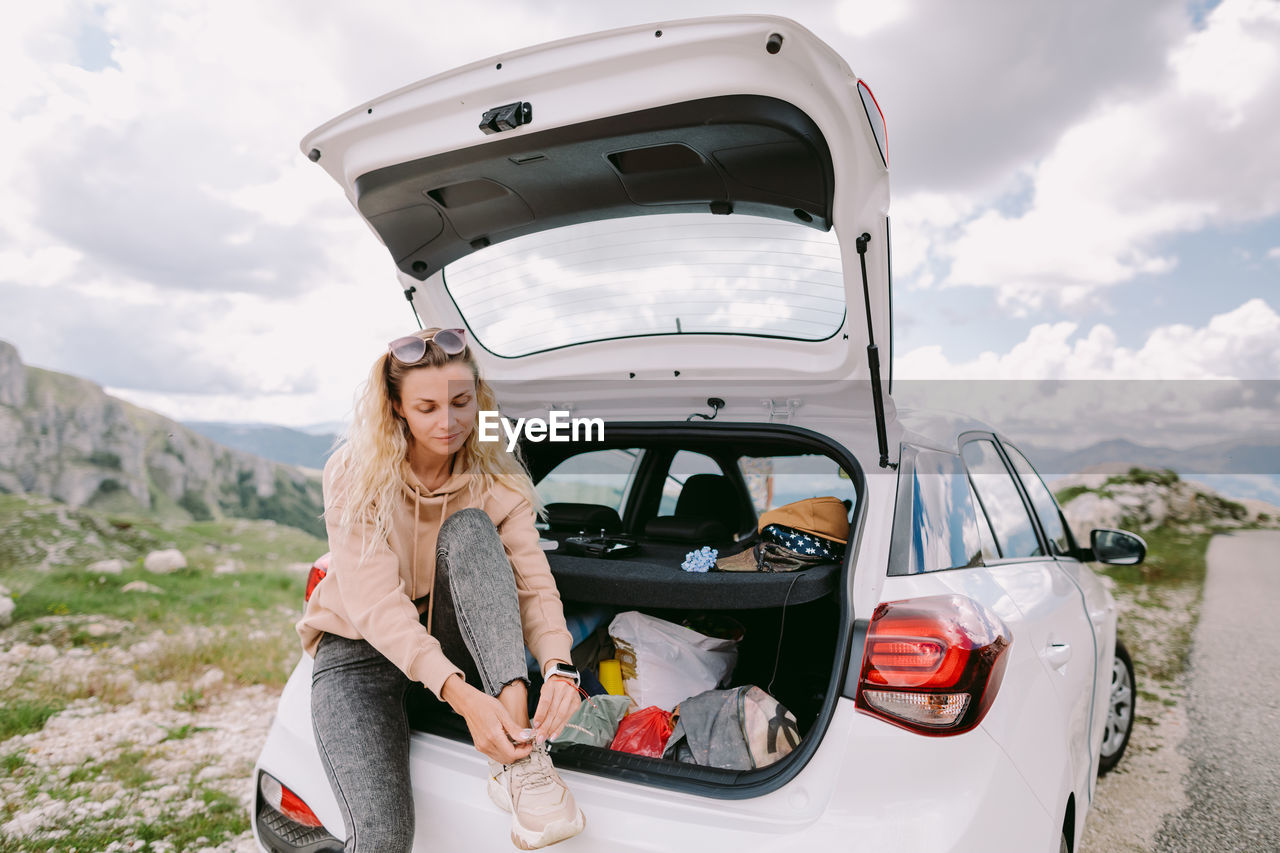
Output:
(836, 0), (1186, 195)
(896, 297), (1280, 380)
(888, 190), (975, 290)
(1171, 0), (1280, 124)
(107, 386), (352, 428)
(893, 299), (1280, 452)
(1267, 247), (1280, 261)
(936, 0), (1280, 308)
(1, 0), (1275, 425)
(834, 0), (912, 38)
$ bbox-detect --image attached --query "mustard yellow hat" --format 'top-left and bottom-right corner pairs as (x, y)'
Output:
(757, 496), (849, 545)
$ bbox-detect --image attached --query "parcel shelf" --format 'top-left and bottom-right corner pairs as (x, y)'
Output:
(545, 553), (840, 610)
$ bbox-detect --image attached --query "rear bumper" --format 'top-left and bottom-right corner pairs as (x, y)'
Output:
(253, 791), (342, 853)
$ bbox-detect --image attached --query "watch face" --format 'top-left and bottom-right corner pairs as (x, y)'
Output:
(549, 663), (579, 683)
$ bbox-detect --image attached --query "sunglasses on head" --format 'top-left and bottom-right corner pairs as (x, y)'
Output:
(387, 328), (467, 363)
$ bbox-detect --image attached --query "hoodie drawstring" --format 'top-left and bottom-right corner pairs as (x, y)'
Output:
(410, 468), (463, 638)
(426, 491), (446, 636)
(409, 489), (439, 637)
(411, 493), (420, 605)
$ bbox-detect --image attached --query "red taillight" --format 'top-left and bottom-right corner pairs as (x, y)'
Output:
(304, 553), (330, 602)
(259, 771), (324, 828)
(855, 595), (1011, 735)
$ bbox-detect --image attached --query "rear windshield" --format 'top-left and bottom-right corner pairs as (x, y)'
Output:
(442, 213), (845, 357)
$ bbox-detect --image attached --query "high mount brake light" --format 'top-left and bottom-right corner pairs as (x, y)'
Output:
(259, 771), (324, 828)
(855, 595), (1011, 735)
(304, 553), (330, 602)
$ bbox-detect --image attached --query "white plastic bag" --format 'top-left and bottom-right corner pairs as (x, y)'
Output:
(608, 611), (740, 711)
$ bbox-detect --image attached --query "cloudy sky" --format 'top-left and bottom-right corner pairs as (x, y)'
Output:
(1, 0), (1277, 432)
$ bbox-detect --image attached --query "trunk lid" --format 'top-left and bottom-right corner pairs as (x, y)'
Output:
(302, 15), (891, 386)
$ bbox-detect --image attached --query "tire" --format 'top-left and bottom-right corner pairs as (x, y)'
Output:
(1097, 638), (1135, 775)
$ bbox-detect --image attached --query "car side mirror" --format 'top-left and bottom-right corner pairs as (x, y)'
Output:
(1091, 528), (1147, 565)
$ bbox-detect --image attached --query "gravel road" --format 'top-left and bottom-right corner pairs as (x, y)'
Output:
(1154, 530), (1280, 851)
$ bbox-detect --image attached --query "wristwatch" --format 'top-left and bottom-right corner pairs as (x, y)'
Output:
(544, 662), (580, 687)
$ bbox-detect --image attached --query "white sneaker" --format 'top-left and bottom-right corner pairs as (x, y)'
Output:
(488, 745), (586, 849)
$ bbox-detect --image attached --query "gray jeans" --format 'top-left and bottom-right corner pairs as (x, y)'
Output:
(311, 508), (530, 852)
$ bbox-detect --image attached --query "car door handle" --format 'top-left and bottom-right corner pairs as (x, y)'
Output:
(1044, 642), (1072, 670)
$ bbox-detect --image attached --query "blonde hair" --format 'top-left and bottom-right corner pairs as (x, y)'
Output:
(333, 328), (543, 561)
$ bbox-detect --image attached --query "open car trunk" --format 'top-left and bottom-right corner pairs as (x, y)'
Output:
(405, 422), (864, 797)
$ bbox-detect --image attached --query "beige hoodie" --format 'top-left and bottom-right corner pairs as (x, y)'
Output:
(296, 446), (574, 700)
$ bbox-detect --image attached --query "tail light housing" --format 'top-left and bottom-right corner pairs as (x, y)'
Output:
(259, 770), (324, 828)
(304, 553), (330, 602)
(855, 595), (1011, 735)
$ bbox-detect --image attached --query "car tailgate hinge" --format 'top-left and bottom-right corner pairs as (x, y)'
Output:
(761, 398), (801, 423)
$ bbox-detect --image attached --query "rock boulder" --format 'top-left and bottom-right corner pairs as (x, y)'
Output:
(143, 549), (187, 574)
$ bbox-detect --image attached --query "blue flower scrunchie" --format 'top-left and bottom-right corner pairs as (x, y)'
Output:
(681, 545), (718, 573)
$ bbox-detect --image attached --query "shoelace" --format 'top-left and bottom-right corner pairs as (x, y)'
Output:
(508, 747), (557, 791)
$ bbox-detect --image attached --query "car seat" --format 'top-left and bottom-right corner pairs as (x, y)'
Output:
(643, 473), (742, 543)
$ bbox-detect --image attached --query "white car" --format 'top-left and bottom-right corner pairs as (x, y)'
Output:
(252, 15), (1138, 853)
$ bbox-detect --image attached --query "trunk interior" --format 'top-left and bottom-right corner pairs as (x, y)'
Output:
(406, 423), (864, 795)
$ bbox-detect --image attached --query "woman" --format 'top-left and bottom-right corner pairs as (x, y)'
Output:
(296, 327), (586, 851)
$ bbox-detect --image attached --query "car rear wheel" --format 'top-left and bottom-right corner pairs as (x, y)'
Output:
(1098, 639), (1135, 775)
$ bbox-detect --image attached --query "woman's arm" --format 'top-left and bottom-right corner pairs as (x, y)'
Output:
(322, 460), (464, 700)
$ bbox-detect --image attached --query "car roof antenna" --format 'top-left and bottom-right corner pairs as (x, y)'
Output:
(856, 233), (895, 469)
(403, 286), (423, 330)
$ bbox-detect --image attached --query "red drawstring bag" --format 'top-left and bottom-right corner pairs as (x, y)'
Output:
(609, 706), (675, 758)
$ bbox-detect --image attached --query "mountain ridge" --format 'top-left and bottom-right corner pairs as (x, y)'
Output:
(0, 340), (324, 537)
(183, 421), (338, 472)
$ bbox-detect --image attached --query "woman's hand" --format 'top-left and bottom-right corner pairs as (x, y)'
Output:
(442, 676), (533, 765)
(532, 675), (582, 743)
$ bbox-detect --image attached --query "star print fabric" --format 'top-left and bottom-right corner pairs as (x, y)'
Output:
(760, 524), (843, 559)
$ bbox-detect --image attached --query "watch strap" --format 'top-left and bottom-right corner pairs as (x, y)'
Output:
(544, 662), (580, 685)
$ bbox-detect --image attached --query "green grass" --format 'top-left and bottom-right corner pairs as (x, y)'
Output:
(1, 751), (28, 775)
(5, 565), (308, 635)
(1104, 467), (1181, 488)
(160, 723), (211, 742)
(66, 762), (102, 785)
(0, 492), (323, 635)
(0, 492), (318, 733)
(1094, 521), (1237, 686)
(1100, 525), (1213, 589)
(99, 748), (153, 788)
(0, 493), (325, 576)
(0, 698), (67, 740)
(0, 805), (248, 853)
(0, 493), (287, 850)
(1053, 484), (1092, 505)
(174, 688), (205, 712)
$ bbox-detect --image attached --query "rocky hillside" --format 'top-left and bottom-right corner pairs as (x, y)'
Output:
(0, 341), (322, 537)
(1055, 465), (1277, 536)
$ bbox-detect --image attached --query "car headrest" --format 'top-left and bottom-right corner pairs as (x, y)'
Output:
(643, 516), (729, 544)
(544, 502), (623, 534)
(674, 473), (741, 531)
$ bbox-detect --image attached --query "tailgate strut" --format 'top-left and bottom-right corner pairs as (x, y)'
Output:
(856, 233), (895, 469)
